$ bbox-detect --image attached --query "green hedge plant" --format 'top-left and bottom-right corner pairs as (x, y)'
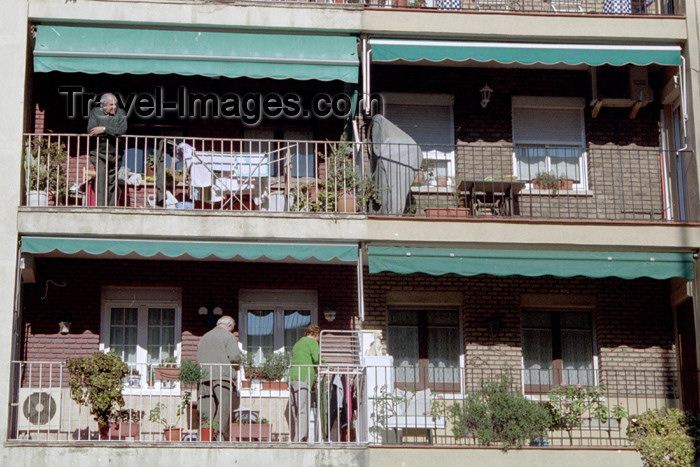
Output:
(627, 408), (695, 467)
(447, 374), (552, 451)
(67, 351), (128, 429)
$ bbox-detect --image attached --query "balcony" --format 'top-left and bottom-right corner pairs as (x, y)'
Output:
(10, 361), (685, 448)
(22, 133), (691, 222)
(281, 0), (684, 15)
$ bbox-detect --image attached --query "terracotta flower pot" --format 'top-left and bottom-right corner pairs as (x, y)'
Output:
(337, 192), (355, 213)
(261, 381), (288, 391)
(230, 423), (271, 442)
(200, 427), (215, 441)
(155, 366), (180, 381)
(424, 207), (470, 217)
(163, 427), (182, 441)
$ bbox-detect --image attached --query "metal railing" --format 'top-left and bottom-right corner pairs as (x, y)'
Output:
(10, 361), (690, 447)
(22, 134), (364, 214)
(365, 366), (685, 447)
(372, 142), (683, 221)
(22, 134), (688, 222)
(8, 361), (365, 444)
(229, 0), (683, 16)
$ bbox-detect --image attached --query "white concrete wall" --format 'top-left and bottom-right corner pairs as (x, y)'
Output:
(0, 445), (644, 467)
(0, 0), (28, 445)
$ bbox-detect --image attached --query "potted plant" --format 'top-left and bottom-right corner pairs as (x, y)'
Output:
(532, 171), (573, 194)
(200, 419), (218, 442)
(146, 364), (155, 388)
(240, 352), (290, 390)
(292, 141), (379, 213)
(154, 356), (180, 382)
(148, 393), (190, 442)
(231, 416), (271, 442)
(104, 408), (143, 440)
(178, 358), (206, 388)
(260, 352), (291, 390)
(126, 368), (141, 389)
(66, 351), (129, 439)
(24, 137), (68, 206)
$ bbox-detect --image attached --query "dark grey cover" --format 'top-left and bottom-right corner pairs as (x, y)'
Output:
(369, 115), (423, 214)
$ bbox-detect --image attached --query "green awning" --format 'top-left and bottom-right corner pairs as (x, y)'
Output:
(21, 237), (358, 264)
(370, 39), (682, 67)
(34, 25), (359, 83)
(368, 246), (694, 280)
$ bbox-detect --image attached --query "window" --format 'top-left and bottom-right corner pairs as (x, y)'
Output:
(512, 96), (587, 190)
(521, 310), (595, 393)
(387, 308), (461, 392)
(100, 287), (182, 392)
(239, 290), (317, 361)
(382, 93), (456, 187)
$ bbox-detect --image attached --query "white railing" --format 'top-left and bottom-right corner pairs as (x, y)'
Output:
(22, 133), (365, 214)
(9, 361), (365, 444)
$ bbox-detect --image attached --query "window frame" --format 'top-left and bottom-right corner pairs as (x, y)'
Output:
(520, 308), (599, 395)
(511, 96), (588, 191)
(238, 289), (318, 355)
(386, 306), (463, 393)
(99, 286), (182, 395)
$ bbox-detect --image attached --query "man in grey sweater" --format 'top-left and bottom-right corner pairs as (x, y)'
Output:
(196, 315), (241, 441)
(87, 93), (127, 206)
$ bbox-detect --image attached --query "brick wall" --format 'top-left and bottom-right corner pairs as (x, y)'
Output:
(21, 258), (358, 362)
(374, 66), (665, 220)
(22, 258), (677, 395)
(363, 270), (676, 394)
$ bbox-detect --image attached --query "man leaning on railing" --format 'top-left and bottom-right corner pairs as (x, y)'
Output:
(196, 315), (242, 441)
(87, 92), (127, 206)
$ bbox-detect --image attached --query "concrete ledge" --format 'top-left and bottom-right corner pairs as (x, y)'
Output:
(1, 444), (642, 467)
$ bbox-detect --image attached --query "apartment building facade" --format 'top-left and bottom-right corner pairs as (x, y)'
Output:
(2, 0), (700, 465)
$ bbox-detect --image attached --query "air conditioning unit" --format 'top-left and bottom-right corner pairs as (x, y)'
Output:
(18, 388), (61, 431)
(590, 65), (653, 118)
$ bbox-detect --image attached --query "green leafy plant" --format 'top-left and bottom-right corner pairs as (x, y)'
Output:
(114, 408), (144, 423)
(178, 358), (206, 386)
(533, 171), (567, 194)
(67, 351), (129, 429)
(24, 137), (68, 200)
(547, 376), (627, 444)
(240, 352), (290, 381)
(148, 393), (190, 429)
(447, 374), (552, 451)
(369, 384), (415, 439)
(202, 419), (219, 430)
(146, 364), (154, 385)
(627, 408), (695, 467)
(159, 356), (177, 367)
(292, 141), (379, 213)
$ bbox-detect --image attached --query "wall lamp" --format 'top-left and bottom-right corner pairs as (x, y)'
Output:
(480, 83), (493, 109)
(323, 307), (337, 322)
(486, 315), (501, 339)
(199, 306), (223, 327)
(58, 321), (71, 335)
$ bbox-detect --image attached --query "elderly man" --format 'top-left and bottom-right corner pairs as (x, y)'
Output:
(87, 93), (127, 206)
(196, 315), (241, 441)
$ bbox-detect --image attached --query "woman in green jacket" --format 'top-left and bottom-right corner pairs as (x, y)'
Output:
(288, 324), (321, 442)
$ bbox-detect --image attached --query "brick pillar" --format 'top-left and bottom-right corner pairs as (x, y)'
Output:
(34, 104), (45, 134)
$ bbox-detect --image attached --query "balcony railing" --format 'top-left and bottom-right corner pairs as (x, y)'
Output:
(22, 133), (365, 214)
(22, 133), (689, 222)
(10, 361), (688, 447)
(9, 361), (365, 444)
(223, 0), (683, 16)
